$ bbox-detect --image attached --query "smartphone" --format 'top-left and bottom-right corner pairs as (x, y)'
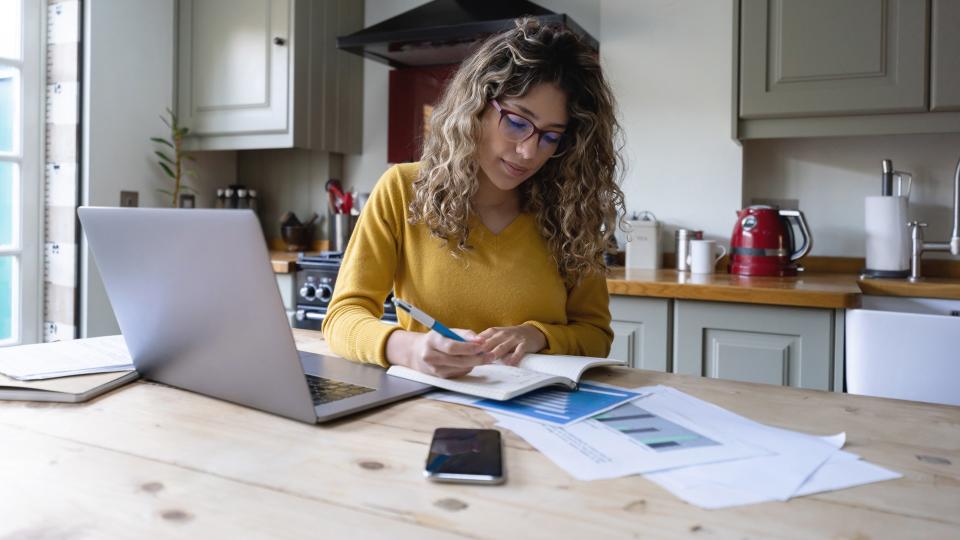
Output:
(424, 428), (504, 484)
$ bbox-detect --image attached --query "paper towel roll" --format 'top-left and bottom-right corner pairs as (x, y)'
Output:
(865, 196), (910, 272)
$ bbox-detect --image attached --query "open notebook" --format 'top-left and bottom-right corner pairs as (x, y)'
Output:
(387, 354), (625, 401)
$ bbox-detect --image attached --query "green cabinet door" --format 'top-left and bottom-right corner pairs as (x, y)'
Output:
(931, 0), (960, 111)
(673, 300), (836, 390)
(740, 0), (928, 119)
(608, 296), (672, 371)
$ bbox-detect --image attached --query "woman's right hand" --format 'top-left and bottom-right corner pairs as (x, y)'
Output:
(386, 329), (492, 378)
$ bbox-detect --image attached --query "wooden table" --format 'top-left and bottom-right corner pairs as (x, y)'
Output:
(1, 330), (957, 539)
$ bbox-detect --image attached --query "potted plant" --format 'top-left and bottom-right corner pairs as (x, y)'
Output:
(151, 108), (198, 207)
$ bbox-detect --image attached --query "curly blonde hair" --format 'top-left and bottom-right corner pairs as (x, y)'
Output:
(409, 18), (625, 285)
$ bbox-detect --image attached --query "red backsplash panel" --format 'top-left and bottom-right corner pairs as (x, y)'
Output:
(388, 64), (458, 164)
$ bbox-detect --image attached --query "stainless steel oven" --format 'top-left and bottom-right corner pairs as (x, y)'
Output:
(293, 252), (397, 330)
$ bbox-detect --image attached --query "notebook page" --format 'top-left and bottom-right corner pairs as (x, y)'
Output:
(518, 354), (625, 382)
(387, 364), (566, 401)
(0, 335), (133, 380)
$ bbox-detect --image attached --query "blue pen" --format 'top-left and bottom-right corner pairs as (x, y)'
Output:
(392, 298), (466, 342)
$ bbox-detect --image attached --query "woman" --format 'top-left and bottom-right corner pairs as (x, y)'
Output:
(322, 18), (625, 378)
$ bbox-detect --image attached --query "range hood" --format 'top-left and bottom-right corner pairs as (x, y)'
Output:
(337, 0), (599, 69)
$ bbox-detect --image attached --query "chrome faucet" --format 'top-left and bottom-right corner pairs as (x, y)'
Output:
(908, 155), (960, 282)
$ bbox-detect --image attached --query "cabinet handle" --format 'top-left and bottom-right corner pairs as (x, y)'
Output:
(273, 37), (286, 46)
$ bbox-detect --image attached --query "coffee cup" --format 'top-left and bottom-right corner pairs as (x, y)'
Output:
(688, 239), (727, 274)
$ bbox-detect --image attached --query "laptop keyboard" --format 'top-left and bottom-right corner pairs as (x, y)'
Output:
(305, 374), (375, 406)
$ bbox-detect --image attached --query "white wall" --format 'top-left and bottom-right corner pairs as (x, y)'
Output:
(601, 0), (742, 246)
(80, 0), (234, 337)
(744, 134), (960, 257)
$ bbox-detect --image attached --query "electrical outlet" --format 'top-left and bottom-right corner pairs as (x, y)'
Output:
(120, 190), (139, 207)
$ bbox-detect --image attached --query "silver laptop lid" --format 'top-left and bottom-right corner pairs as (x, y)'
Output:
(78, 207), (317, 423)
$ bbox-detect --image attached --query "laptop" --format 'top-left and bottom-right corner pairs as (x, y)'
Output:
(78, 207), (431, 423)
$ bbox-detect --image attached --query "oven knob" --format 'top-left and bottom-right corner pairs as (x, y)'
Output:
(299, 284), (317, 301)
(317, 283), (334, 303)
(295, 309), (306, 321)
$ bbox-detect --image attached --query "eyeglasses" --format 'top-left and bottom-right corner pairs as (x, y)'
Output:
(490, 99), (566, 155)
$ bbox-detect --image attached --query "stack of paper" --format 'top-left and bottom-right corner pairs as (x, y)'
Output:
(0, 335), (133, 380)
(491, 385), (900, 509)
(0, 335), (137, 403)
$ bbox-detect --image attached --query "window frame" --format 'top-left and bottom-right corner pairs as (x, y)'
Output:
(0, 0), (44, 346)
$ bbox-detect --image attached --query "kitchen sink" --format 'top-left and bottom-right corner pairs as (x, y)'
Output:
(846, 295), (960, 406)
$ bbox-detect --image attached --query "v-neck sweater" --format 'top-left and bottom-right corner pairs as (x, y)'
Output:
(321, 162), (613, 367)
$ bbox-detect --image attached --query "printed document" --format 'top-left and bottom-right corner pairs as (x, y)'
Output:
(493, 387), (768, 480)
(495, 385), (900, 508)
(0, 335), (133, 380)
(428, 382), (644, 425)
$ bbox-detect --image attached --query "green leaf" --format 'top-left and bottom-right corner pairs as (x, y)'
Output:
(180, 185), (199, 193)
(160, 114), (172, 129)
(158, 162), (176, 179)
(151, 137), (174, 149)
(156, 189), (174, 196)
(185, 155), (197, 162)
(155, 151), (174, 164)
(179, 126), (190, 136)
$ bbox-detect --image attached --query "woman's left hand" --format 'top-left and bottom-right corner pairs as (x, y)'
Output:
(477, 325), (547, 366)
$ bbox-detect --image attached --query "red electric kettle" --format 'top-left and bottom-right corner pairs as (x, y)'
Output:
(729, 206), (813, 276)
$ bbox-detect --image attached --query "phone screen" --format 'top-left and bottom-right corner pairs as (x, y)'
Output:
(425, 428), (503, 482)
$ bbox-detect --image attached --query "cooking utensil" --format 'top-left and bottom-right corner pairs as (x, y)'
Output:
(326, 179), (346, 214)
(280, 211), (301, 228)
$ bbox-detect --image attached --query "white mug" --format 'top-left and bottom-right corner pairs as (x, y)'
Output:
(687, 239), (727, 274)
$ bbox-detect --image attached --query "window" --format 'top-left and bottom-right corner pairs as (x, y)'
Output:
(0, 0), (42, 345)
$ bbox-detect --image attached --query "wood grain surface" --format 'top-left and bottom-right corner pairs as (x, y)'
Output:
(0, 329), (956, 539)
(606, 269), (863, 308)
(858, 277), (960, 300)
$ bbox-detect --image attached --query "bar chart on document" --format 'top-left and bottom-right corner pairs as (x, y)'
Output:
(477, 383), (641, 425)
(595, 402), (719, 452)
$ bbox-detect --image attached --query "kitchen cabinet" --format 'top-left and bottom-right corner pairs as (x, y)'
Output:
(177, 0), (363, 151)
(276, 273), (297, 325)
(672, 299), (841, 391)
(609, 292), (845, 390)
(608, 296), (671, 371)
(931, 0), (960, 111)
(738, 0), (960, 138)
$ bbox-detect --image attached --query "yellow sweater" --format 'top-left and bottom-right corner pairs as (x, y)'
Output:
(321, 162), (613, 367)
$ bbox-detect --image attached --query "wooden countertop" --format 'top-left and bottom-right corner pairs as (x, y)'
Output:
(0, 329), (956, 538)
(270, 250), (307, 274)
(607, 268), (864, 309)
(858, 276), (960, 301)
(273, 251), (960, 305)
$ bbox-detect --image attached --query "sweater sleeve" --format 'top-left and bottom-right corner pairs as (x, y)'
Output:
(321, 166), (406, 367)
(523, 269), (614, 358)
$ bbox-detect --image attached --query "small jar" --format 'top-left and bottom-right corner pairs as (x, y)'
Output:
(675, 229), (703, 272)
(236, 188), (248, 210)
